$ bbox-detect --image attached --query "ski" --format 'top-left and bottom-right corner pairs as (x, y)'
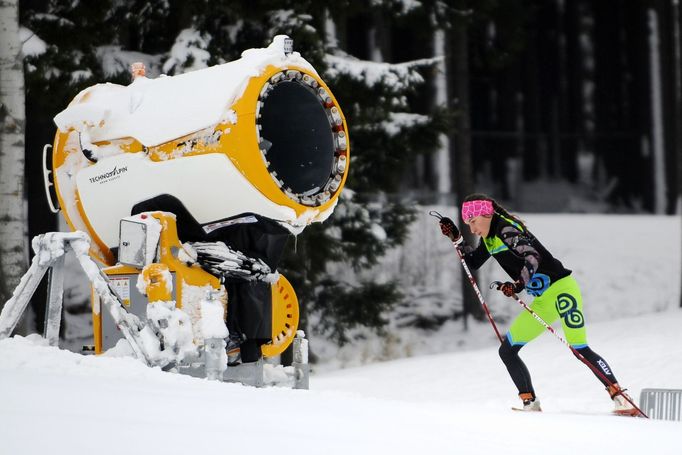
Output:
(510, 407), (643, 417)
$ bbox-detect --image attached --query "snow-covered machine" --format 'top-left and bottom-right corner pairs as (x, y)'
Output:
(3, 35), (349, 385)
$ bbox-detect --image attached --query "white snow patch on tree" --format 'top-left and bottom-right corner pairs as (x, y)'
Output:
(96, 45), (163, 78)
(370, 223), (387, 241)
(70, 69), (92, 83)
(163, 28), (211, 75)
(19, 27), (46, 57)
(370, 0), (422, 14)
(324, 54), (436, 92)
(378, 112), (430, 137)
(267, 10), (316, 36)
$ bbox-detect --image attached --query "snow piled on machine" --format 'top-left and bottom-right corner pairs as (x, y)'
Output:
(54, 35), (315, 147)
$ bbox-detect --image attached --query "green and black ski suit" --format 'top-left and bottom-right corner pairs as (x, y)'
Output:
(459, 213), (620, 397)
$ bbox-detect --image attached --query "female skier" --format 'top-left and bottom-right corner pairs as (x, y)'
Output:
(439, 193), (638, 415)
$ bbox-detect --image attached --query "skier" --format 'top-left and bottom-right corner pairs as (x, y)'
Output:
(439, 193), (638, 415)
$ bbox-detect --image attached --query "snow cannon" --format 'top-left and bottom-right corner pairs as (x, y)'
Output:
(42, 35), (348, 372)
(46, 35), (350, 266)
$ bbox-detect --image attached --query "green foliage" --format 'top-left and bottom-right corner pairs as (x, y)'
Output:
(22, 1), (112, 111)
(313, 279), (402, 346)
(326, 58), (443, 192)
(279, 190), (416, 345)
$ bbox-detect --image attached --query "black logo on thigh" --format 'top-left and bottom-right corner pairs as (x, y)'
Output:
(555, 293), (584, 329)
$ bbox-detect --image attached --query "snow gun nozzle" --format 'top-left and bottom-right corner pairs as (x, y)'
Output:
(428, 210), (443, 220)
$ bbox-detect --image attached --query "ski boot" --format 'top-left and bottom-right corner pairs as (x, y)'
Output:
(513, 392), (542, 412)
(607, 384), (640, 416)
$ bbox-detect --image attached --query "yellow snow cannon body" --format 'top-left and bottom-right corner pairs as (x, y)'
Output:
(93, 211), (299, 358)
(49, 36), (345, 363)
(50, 35), (349, 265)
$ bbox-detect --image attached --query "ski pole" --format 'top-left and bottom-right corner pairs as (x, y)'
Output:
(489, 281), (649, 418)
(429, 211), (504, 344)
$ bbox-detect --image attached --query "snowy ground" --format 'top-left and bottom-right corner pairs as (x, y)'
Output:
(2, 213), (680, 453)
(1, 309), (680, 455)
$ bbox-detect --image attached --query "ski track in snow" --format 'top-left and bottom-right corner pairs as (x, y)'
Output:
(1, 310), (680, 455)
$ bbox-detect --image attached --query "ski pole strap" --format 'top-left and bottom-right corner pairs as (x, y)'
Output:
(428, 210), (443, 220)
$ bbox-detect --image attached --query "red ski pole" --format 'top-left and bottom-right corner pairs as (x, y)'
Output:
(490, 282), (648, 419)
(430, 211), (504, 344)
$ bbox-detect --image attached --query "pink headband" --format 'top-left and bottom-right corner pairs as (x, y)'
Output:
(461, 200), (494, 222)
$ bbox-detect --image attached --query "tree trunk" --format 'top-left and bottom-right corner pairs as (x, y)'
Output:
(323, 8), (339, 49)
(648, 7), (667, 214)
(368, 9), (388, 63)
(432, 20), (451, 204)
(450, 9), (483, 323)
(671, 0), (682, 307)
(576, 2), (597, 188)
(0, 0), (28, 321)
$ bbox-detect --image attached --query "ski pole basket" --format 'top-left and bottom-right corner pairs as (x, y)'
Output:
(639, 388), (682, 421)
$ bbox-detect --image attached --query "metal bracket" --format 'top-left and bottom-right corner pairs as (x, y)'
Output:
(42, 144), (60, 214)
(640, 388), (682, 421)
(292, 331), (309, 389)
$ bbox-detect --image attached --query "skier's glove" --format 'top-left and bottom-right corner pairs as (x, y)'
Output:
(439, 217), (462, 245)
(495, 280), (524, 297)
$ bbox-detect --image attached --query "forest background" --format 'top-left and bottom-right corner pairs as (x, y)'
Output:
(1, 0), (681, 360)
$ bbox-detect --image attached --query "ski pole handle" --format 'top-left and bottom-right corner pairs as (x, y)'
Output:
(430, 210), (504, 344)
(430, 211), (464, 245)
(428, 210), (444, 220)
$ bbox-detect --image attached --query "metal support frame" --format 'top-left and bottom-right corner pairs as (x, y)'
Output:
(292, 333), (309, 389)
(44, 256), (65, 346)
(0, 231), (310, 389)
(0, 247), (54, 341)
(640, 388), (682, 421)
(224, 358), (266, 387)
(0, 232), (159, 367)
